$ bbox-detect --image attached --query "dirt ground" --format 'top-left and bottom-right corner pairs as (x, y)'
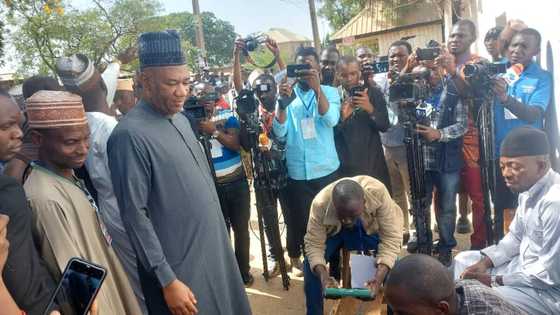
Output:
(242, 190), (473, 315)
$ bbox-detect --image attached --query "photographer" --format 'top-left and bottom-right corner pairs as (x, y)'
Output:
(273, 47), (340, 274)
(233, 37), (285, 94)
(492, 28), (552, 235)
(334, 55), (391, 189)
(319, 47), (340, 87)
(195, 82), (254, 287)
(380, 40), (413, 235)
(409, 64), (468, 266)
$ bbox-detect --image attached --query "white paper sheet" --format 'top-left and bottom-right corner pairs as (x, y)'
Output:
(350, 254), (377, 289)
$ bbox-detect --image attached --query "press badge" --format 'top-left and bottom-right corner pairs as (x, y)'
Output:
(301, 117), (317, 139)
(210, 139), (224, 158)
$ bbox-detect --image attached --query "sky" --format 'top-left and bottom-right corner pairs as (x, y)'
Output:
(1, 0), (331, 73)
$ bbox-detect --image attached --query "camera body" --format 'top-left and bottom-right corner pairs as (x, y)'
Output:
(462, 61), (509, 98)
(349, 85), (367, 97)
(416, 47), (440, 61)
(235, 89), (259, 116)
(184, 96), (207, 121)
(389, 72), (431, 102)
(242, 34), (267, 52)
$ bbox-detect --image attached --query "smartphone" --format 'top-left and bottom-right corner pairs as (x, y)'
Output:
(416, 47), (441, 60)
(349, 85), (367, 97)
(287, 64), (311, 78)
(43, 258), (107, 315)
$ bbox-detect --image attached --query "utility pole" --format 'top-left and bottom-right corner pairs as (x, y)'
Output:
(308, 0), (321, 50)
(192, 0), (207, 61)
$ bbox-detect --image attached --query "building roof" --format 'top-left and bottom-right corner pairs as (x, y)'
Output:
(265, 28), (311, 44)
(331, 0), (441, 40)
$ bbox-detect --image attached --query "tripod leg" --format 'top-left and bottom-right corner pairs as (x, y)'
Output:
(255, 195), (269, 281)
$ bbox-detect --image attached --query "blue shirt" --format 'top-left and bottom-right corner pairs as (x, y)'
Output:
(273, 84), (341, 180)
(494, 62), (552, 154)
(210, 109), (244, 183)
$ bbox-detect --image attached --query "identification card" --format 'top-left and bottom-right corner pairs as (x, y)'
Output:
(301, 117), (317, 140)
(210, 139), (224, 158)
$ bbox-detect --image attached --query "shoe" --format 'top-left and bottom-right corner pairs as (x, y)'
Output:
(290, 257), (304, 277)
(402, 232), (410, 245)
(406, 234), (418, 253)
(456, 216), (472, 234)
(437, 250), (453, 267)
(242, 273), (254, 287)
(268, 261), (283, 278)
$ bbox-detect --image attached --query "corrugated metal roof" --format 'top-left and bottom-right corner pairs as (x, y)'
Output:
(331, 0), (442, 40)
(265, 28), (311, 44)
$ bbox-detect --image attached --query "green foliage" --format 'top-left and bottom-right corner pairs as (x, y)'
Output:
(5, 0), (237, 76)
(317, 0), (368, 31)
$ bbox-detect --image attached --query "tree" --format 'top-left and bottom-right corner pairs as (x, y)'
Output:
(317, 0), (368, 31)
(5, 0), (162, 75)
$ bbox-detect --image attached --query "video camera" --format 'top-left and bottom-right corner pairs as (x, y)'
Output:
(389, 71), (431, 102)
(183, 91), (219, 127)
(462, 61), (509, 98)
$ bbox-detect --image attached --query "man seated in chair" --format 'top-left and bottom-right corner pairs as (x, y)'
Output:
(303, 176), (403, 315)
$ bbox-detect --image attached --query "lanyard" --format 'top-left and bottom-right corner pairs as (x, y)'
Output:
(295, 88), (316, 117)
(31, 162), (113, 246)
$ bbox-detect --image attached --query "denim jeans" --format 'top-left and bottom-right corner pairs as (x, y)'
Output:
(303, 220), (380, 315)
(426, 170), (460, 252)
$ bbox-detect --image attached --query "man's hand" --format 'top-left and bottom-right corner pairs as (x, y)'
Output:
(435, 47), (457, 76)
(299, 69), (322, 94)
(365, 264), (389, 298)
(234, 38), (246, 55)
(341, 99), (353, 121)
(416, 124), (441, 142)
(461, 258), (492, 279)
(163, 280), (198, 315)
(199, 119), (217, 135)
(462, 272), (492, 287)
(278, 79), (296, 110)
(265, 38), (280, 57)
(117, 47), (137, 65)
(493, 77), (509, 103)
(0, 215), (9, 272)
(403, 52), (419, 73)
(352, 89), (374, 114)
(314, 265), (339, 294)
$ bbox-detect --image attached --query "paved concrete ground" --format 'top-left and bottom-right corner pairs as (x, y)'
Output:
(241, 189), (473, 314)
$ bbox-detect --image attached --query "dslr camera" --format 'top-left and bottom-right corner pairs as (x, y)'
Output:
(416, 47), (440, 61)
(241, 33), (268, 52)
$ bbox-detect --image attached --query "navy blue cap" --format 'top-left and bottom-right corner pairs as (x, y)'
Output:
(500, 126), (550, 157)
(138, 30), (186, 70)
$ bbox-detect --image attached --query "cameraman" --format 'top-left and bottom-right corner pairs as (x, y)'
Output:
(334, 55), (391, 188)
(409, 63), (468, 266)
(274, 47), (340, 274)
(195, 83), (254, 287)
(233, 37), (285, 93)
(380, 40), (413, 236)
(319, 47), (340, 87)
(492, 28), (552, 236)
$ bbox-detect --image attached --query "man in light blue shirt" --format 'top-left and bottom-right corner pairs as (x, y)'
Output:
(273, 47), (340, 272)
(492, 28), (552, 240)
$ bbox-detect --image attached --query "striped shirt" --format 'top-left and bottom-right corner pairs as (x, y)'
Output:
(210, 109), (244, 183)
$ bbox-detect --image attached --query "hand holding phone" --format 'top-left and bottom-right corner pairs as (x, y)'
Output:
(43, 258), (107, 315)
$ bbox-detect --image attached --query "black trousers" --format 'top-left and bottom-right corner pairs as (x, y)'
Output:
(286, 170), (339, 258)
(216, 178), (251, 277)
(493, 160), (518, 241)
(256, 187), (293, 261)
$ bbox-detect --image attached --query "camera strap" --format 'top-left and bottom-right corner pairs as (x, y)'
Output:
(244, 52), (277, 69)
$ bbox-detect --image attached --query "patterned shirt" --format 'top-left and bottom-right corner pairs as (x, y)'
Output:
(456, 280), (527, 315)
(423, 78), (468, 171)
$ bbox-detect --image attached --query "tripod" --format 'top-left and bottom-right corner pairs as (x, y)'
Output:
(401, 101), (433, 255)
(244, 123), (290, 290)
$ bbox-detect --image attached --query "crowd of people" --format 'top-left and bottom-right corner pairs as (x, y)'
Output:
(0, 14), (557, 315)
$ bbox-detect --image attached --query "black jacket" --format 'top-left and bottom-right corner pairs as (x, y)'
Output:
(335, 86), (392, 191)
(0, 174), (56, 315)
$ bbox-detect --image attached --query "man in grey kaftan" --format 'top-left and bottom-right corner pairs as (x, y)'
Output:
(108, 99), (251, 315)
